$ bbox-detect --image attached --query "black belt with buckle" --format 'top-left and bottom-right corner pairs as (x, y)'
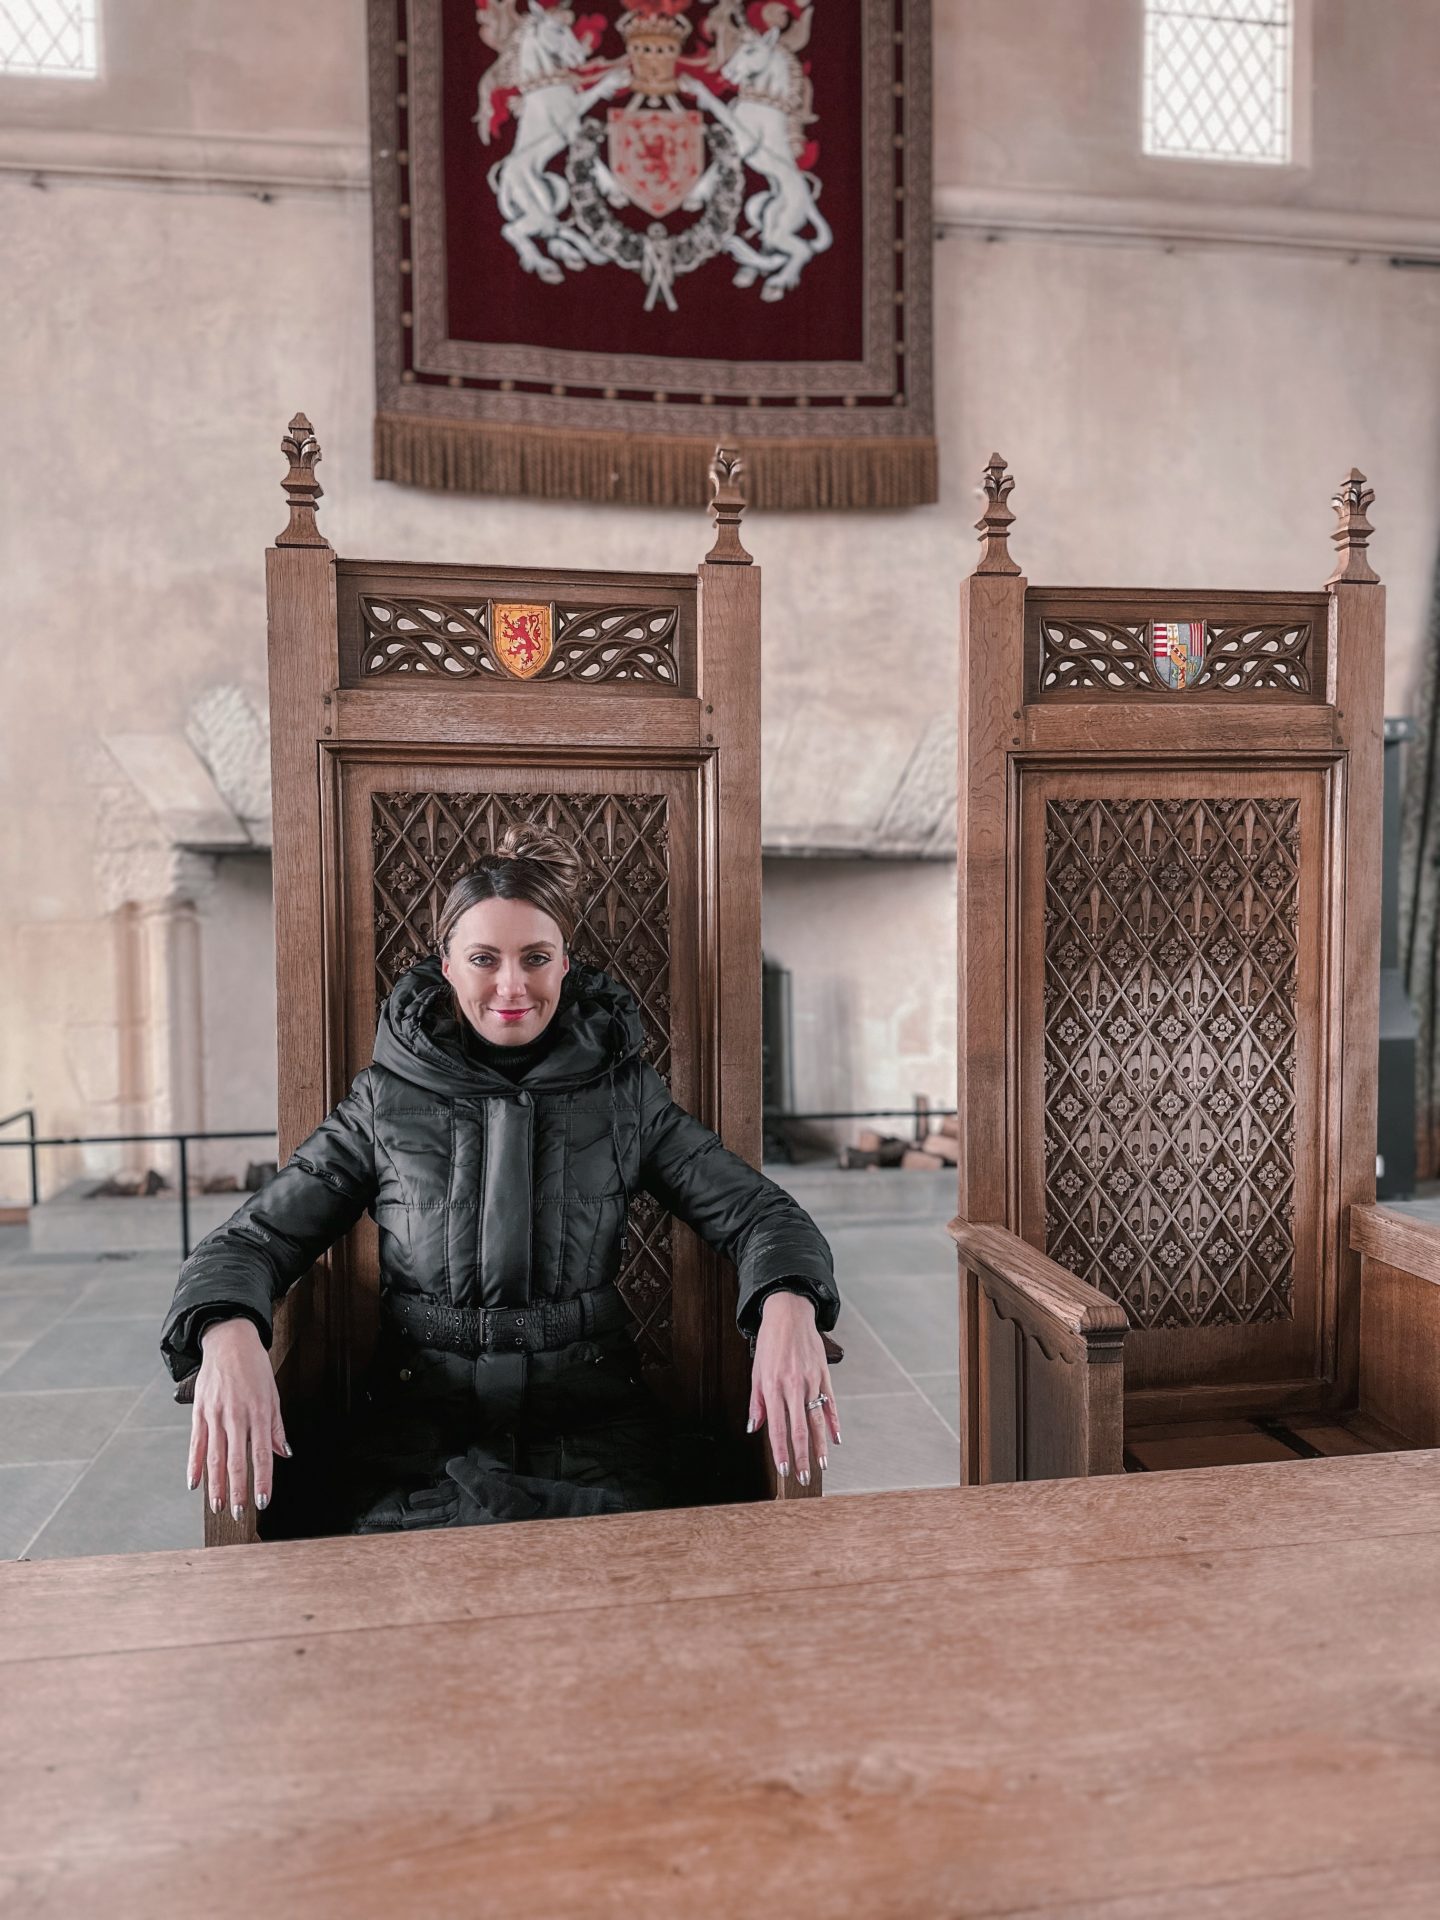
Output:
(380, 1284), (631, 1358)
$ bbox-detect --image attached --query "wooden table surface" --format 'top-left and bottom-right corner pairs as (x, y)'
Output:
(4, 1450), (1440, 1919)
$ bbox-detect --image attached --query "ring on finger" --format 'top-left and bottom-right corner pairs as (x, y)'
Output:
(805, 1392), (828, 1412)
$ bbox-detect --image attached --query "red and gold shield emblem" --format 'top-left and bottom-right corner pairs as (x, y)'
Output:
(492, 602), (553, 679)
(607, 107), (705, 219)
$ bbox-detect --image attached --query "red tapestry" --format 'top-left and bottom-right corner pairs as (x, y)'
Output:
(369, 0), (935, 509)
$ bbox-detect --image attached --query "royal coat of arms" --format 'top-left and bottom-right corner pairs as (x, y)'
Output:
(1151, 620), (1207, 690)
(475, 0), (829, 311)
(493, 602), (555, 677)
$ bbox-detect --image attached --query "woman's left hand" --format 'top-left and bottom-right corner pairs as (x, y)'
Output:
(748, 1290), (840, 1485)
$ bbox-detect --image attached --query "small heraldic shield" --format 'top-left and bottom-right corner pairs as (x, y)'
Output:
(608, 107), (705, 219)
(1151, 619), (1207, 690)
(492, 602), (553, 679)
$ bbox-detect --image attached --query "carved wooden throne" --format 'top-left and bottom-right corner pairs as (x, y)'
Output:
(953, 459), (1440, 1482)
(210, 416), (812, 1546)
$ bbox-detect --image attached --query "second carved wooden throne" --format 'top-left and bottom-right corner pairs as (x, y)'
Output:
(205, 417), (823, 1545)
(954, 460), (1440, 1481)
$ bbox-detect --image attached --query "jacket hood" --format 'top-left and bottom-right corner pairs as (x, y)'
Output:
(371, 954), (646, 1099)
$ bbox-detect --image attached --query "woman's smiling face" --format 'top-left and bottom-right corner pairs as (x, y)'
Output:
(441, 896), (569, 1046)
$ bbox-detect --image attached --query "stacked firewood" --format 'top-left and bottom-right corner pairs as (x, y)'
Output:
(839, 1112), (959, 1171)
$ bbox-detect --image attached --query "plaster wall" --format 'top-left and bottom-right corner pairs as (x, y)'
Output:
(195, 854), (279, 1182)
(762, 857), (957, 1138)
(1, 0), (1437, 1158)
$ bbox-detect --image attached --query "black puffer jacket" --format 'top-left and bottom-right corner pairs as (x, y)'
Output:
(160, 959), (838, 1395)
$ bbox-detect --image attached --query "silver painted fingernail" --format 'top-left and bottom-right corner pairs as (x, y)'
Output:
(210, 1495), (222, 1515)
(256, 1493), (269, 1511)
(231, 1502), (244, 1523)
(777, 1461), (789, 1478)
(798, 1469), (810, 1487)
(186, 1473), (198, 1491)
(819, 1454), (828, 1470)
(746, 1416), (756, 1434)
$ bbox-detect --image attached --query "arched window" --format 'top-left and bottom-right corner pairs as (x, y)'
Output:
(1143, 0), (1296, 164)
(0, 1), (100, 79)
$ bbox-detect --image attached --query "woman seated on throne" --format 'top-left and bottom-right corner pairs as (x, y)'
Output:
(159, 827), (841, 1532)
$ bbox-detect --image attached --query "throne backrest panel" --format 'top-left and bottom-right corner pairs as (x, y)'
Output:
(1021, 763), (1332, 1399)
(959, 469), (1384, 1424)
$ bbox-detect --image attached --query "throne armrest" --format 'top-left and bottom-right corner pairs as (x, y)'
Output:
(948, 1219), (1129, 1357)
(1349, 1204), (1440, 1450)
(950, 1218), (1128, 1482)
(1350, 1203), (1440, 1284)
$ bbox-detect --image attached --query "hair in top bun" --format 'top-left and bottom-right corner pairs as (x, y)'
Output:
(435, 824), (584, 953)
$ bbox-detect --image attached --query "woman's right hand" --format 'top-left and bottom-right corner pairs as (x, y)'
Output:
(188, 1318), (291, 1521)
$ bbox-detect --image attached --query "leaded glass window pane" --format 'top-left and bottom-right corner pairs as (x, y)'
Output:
(0, 1), (99, 78)
(1144, 0), (1293, 164)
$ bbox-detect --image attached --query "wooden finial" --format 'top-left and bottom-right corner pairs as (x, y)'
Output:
(705, 446), (752, 565)
(1328, 467), (1379, 585)
(276, 412), (328, 548)
(975, 453), (1019, 575)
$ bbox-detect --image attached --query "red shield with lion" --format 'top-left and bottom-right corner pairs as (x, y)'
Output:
(607, 107), (706, 219)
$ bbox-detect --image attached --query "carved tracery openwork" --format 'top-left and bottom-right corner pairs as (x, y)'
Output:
(359, 595), (681, 685)
(371, 788), (675, 1363)
(1038, 619), (1312, 695)
(1043, 797), (1299, 1330)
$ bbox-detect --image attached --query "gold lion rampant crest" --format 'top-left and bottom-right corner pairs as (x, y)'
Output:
(492, 602), (553, 679)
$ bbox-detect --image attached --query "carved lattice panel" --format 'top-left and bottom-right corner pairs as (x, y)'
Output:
(1037, 619), (1312, 696)
(359, 595), (681, 684)
(1043, 797), (1300, 1329)
(370, 788), (675, 1364)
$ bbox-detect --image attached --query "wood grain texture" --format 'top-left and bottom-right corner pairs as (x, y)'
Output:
(1023, 703), (1340, 755)
(5, 1453), (1440, 1917)
(1358, 1255), (1440, 1448)
(949, 1220), (1128, 1340)
(694, 555), (800, 1491)
(241, 539), (345, 1552)
(1329, 574), (1386, 1411)
(333, 687), (702, 748)
(951, 1221), (1125, 1481)
(956, 567), (1025, 1229)
(1350, 1203), (1440, 1284)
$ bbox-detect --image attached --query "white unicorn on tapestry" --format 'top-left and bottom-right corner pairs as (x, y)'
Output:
(681, 1), (831, 301)
(475, 0), (630, 283)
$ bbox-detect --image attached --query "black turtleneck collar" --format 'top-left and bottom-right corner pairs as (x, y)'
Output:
(459, 1015), (561, 1084)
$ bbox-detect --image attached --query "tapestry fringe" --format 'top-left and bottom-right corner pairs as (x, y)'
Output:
(374, 414), (938, 513)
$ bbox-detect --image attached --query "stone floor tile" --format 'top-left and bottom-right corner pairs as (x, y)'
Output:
(0, 1262), (116, 1294)
(0, 1387), (143, 1465)
(768, 1165), (957, 1231)
(122, 1369), (194, 1431)
(0, 1318), (165, 1393)
(0, 1460), (87, 1558)
(820, 1391), (962, 1496)
(825, 1307), (912, 1397)
(841, 1274), (960, 1378)
(0, 1343), (26, 1379)
(912, 1372), (961, 1439)
(67, 1270), (182, 1320)
(23, 1428), (198, 1559)
(0, 1287), (86, 1342)
(828, 1223), (958, 1285)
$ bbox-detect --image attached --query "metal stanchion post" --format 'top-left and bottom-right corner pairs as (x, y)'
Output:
(178, 1136), (191, 1261)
